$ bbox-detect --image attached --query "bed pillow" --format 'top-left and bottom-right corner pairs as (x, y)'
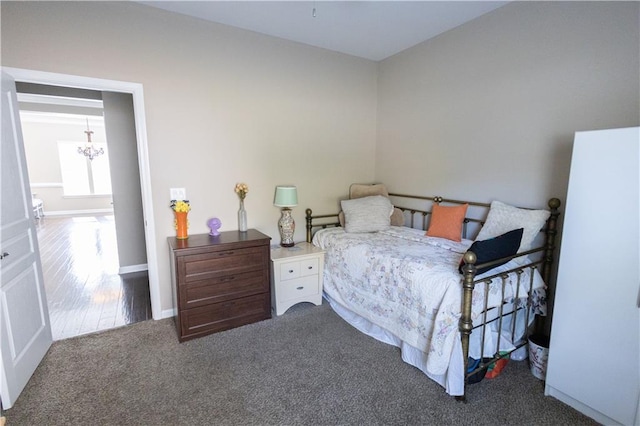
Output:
(339, 207), (404, 227)
(341, 195), (394, 233)
(476, 201), (550, 252)
(339, 183), (404, 227)
(426, 203), (468, 242)
(459, 228), (524, 275)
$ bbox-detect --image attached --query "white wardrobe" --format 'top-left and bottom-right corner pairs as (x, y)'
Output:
(545, 127), (640, 425)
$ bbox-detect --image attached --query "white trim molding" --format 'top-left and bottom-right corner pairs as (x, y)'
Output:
(161, 308), (177, 319)
(43, 209), (114, 217)
(30, 182), (63, 188)
(119, 264), (148, 275)
(3, 67), (161, 321)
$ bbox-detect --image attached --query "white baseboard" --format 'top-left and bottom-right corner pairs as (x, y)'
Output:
(43, 208), (114, 217)
(118, 264), (148, 275)
(160, 308), (177, 319)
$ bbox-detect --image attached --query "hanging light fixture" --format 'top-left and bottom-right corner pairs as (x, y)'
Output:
(77, 118), (104, 161)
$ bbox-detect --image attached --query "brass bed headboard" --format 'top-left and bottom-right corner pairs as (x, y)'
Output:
(305, 193), (561, 284)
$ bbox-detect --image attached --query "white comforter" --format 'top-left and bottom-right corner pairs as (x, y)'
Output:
(312, 226), (545, 382)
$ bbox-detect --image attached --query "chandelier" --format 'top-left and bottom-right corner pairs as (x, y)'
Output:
(77, 118), (104, 161)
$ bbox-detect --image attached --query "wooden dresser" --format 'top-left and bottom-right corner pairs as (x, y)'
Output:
(168, 229), (271, 342)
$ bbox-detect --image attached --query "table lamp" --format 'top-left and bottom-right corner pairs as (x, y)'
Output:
(274, 185), (298, 247)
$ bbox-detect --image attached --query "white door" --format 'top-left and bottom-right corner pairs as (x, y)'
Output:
(0, 71), (52, 409)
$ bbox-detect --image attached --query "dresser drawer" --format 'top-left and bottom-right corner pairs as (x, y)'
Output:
(179, 269), (268, 309)
(278, 275), (319, 301)
(179, 293), (270, 340)
(182, 246), (267, 283)
(279, 257), (319, 281)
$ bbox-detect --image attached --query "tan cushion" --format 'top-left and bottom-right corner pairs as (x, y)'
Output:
(349, 183), (389, 199)
(390, 208), (405, 226)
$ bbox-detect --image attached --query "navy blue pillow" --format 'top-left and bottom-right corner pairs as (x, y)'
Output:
(459, 228), (524, 275)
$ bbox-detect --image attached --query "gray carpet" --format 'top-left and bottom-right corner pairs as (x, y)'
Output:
(5, 302), (597, 425)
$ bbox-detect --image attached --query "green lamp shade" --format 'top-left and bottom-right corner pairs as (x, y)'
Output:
(274, 186), (298, 207)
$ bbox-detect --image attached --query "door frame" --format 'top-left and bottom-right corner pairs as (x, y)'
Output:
(4, 67), (161, 320)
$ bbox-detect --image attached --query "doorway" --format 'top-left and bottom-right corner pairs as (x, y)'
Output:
(4, 67), (161, 323)
(17, 97), (150, 340)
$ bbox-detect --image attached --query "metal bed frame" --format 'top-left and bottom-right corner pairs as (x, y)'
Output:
(305, 193), (561, 401)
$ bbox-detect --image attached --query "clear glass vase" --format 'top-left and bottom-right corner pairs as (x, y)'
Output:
(238, 199), (248, 232)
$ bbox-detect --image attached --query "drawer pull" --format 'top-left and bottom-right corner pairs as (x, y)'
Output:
(217, 250), (235, 257)
(307, 266), (313, 270)
(288, 270), (294, 274)
(296, 286), (304, 290)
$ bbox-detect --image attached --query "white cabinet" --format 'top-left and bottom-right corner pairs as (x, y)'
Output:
(545, 127), (640, 425)
(271, 242), (325, 316)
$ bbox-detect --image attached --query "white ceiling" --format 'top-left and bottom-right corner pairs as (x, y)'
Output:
(139, 1), (508, 61)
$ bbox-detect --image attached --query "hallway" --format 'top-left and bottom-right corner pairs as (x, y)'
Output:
(36, 215), (151, 340)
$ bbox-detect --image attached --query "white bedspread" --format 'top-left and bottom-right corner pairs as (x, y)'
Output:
(313, 226), (546, 391)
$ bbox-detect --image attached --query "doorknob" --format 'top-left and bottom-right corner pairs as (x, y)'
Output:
(0, 252), (9, 260)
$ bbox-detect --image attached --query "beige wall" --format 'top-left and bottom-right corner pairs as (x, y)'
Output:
(377, 1), (640, 208)
(1, 2), (378, 314)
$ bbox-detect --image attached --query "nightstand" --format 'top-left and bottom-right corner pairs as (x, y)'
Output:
(270, 242), (325, 316)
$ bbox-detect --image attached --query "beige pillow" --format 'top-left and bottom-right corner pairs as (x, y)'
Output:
(476, 200), (550, 252)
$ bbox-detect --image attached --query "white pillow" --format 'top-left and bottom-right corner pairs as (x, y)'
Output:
(340, 195), (394, 233)
(476, 200), (550, 252)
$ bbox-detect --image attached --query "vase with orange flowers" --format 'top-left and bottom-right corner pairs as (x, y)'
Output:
(171, 199), (191, 239)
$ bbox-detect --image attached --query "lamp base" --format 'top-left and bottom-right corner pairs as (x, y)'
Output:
(278, 208), (295, 247)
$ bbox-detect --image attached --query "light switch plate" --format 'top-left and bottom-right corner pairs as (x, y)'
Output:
(170, 188), (186, 200)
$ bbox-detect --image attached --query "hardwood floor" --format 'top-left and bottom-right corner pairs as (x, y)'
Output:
(35, 215), (151, 341)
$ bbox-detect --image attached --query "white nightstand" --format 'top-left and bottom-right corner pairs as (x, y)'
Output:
(270, 242), (325, 316)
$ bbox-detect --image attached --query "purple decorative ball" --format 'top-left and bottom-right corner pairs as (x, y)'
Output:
(207, 217), (222, 236)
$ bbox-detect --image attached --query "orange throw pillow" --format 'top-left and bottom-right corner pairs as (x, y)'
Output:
(426, 203), (469, 242)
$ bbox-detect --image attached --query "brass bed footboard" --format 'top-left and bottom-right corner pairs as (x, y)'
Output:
(305, 194), (561, 401)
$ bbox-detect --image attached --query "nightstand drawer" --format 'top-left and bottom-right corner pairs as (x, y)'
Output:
(279, 260), (300, 281)
(278, 275), (319, 301)
(279, 257), (319, 281)
(299, 258), (319, 277)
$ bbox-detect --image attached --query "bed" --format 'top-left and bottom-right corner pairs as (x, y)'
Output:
(304, 184), (561, 401)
